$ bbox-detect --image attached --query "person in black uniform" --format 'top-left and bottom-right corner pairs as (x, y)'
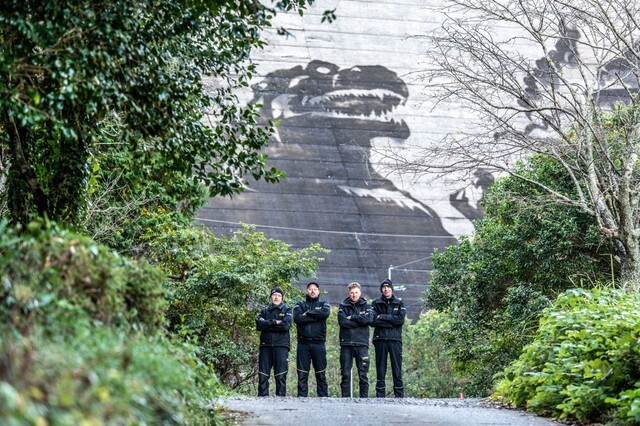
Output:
(256, 287), (293, 397)
(371, 278), (406, 398)
(292, 281), (331, 397)
(337, 281), (373, 398)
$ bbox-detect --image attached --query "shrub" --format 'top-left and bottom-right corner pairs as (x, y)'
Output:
(404, 310), (470, 397)
(0, 219), (166, 332)
(0, 219), (224, 424)
(424, 155), (615, 395)
(0, 327), (224, 425)
(495, 287), (640, 424)
(152, 225), (327, 392)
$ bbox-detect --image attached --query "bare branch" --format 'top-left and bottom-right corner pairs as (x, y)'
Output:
(399, 0), (640, 284)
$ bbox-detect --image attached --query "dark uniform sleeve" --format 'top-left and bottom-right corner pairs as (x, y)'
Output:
(338, 305), (357, 329)
(257, 306), (293, 331)
(376, 299), (406, 326)
(256, 307), (271, 331)
(293, 301), (314, 324)
(305, 301), (330, 320)
(369, 302), (384, 328)
(279, 305), (293, 330)
(352, 304), (374, 326)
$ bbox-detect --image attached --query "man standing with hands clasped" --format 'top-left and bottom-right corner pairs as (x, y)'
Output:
(293, 281), (330, 397)
(256, 287), (292, 397)
(371, 278), (406, 398)
(338, 281), (373, 398)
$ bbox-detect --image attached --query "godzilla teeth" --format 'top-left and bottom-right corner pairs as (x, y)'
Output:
(273, 88), (408, 123)
(308, 88), (406, 105)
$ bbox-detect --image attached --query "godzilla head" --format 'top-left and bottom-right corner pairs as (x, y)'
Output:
(251, 60), (410, 139)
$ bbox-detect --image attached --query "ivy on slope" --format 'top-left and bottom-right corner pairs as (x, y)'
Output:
(495, 287), (640, 425)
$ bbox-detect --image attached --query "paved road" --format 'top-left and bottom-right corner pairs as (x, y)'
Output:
(216, 397), (562, 426)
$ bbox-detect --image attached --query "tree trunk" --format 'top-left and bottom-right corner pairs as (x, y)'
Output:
(3, 111), (91, 228)
(619, 244), (640, 291)
(4, 114), (49, 227)
(48, 126), (89, 225)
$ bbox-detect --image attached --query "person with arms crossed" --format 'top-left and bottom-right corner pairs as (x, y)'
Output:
(292, 281), (331, 397)
(371, 279), (406, 398)
(256, 286), (293, 397)
(337, 281), (373, 398)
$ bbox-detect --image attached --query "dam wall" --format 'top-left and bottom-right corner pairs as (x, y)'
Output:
(197, 0), (509, 317)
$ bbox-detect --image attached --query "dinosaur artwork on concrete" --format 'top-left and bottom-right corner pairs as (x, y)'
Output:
(199, 60), (493, 316)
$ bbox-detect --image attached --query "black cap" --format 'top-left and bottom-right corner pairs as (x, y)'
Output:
(270, 287), (284, 297)
(380, 279), (393, 292)
(306, 281), (319, 289)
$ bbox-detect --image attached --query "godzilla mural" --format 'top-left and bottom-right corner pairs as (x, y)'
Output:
(522, 25), (639, 137)
(199, 61), (493, 316)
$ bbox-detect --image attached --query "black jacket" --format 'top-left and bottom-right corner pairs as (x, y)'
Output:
(338, 297), (373, 347)
(371, 295), (406, 342)
(256, 302), (293, 349)
(293, 296), (330, 342)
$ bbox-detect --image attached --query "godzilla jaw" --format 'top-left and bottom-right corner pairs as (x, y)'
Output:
(270, 89), (407, 124)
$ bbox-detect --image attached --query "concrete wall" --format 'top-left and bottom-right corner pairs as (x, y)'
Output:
(197, 0), (498, 318)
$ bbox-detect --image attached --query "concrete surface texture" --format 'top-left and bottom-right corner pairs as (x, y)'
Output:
(197, 0), (518, 317)
(216, 396), (562, 426)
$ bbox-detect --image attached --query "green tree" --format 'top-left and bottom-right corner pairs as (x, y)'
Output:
(424, 154), (616, 395)
(0, 0), (322, 227)
(82, 116), (209, 257)
(147, 224), (328, 391)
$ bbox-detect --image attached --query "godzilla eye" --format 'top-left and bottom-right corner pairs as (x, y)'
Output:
(288, 76), (307, 89)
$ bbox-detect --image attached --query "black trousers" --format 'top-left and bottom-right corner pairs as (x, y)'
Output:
(258, 346), (289, 397)
(373, 340), (403, 398)
(296, 341), (328, 397)
(339, 345), (370, 398)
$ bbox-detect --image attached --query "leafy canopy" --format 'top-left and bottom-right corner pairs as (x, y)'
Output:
(150, 224), (328, 390)
(424, 154), (616, 395)
(0, 0), (321, 226)
(82, 114), (210, 258)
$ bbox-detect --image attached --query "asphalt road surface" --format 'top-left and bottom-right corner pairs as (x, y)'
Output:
(216, 397), (562, 426)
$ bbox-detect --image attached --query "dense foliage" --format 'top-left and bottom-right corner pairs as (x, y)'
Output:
(0, 219), (166, 331)
(0, 215), (329, 421)
(1, 328), (223, 425)
(0, 220), (223, 424)
(424, 155), (616, 395)
(147, 224), (327, 392)
(0, 0), (325, 227)
(495, 287), (640, 425)
(83, 117), (209, 257)
(404, 310), (469, 398)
